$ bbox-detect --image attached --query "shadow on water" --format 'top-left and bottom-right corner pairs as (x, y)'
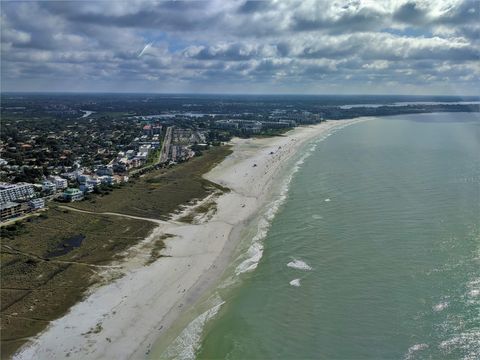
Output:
(46, 234), (86, 258)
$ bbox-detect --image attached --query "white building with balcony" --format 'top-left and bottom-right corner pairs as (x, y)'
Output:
(0, 183), (35, 203)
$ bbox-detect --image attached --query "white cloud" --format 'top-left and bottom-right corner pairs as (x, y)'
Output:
(1, 0), (478, 94)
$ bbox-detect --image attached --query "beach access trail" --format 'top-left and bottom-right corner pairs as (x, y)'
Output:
(57, 205), (170, 225)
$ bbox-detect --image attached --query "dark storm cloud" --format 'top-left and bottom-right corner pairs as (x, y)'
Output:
(1, 0), (479, 94)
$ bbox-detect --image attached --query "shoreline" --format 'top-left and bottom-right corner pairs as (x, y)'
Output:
(13, 119), (366, 360)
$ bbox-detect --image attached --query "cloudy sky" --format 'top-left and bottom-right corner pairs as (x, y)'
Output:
(1, 0), (479, 95)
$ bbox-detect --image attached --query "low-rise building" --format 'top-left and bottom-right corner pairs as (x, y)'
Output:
(63, 188), (84, 202)
(113, 161), (128, 173)
(79, 183), (94, 193)
(143, 124), (152, 135)
(87, 178), (101, 187)
(139, 144), (152, 153)
(96, 165), (113, 176)
(130, 158), (143, 168)
(99, 175), (115, 185)
(60, 172), (77, 181)
(42, 180), (57, 194)
(77, 174), (91, 184)
(29, 198), (45, 210)
(136, 151), (148, 160)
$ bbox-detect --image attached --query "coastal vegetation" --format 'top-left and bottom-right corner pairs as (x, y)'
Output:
(178, 198), (219, 224)
(147, 233), (173, 265)
(68, 146), (232, 220)
(0, 206), (156, 358)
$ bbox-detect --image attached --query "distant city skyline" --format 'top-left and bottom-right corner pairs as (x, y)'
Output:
(1, 0), (479, 95)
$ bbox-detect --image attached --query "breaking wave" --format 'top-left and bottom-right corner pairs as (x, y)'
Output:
(163, 299), (225, 360)
(289, 278), (301, 287)
(287, 259), (313, 271)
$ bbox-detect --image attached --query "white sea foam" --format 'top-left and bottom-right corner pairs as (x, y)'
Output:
(467, 278), (480, 286)
(287, 259), (313, 271)
(324, 198), (331, 202)
(312, 214), (323, 220)
(433, 301), (449, 312)
(469, 289), (479, 297)
(467, 278), (480, 298)
(234, 142), (312, 276)
(163, 300), (225, 360)
(289, 278), (301, 287)
(438, 331), (480, 359)
(235, 240), (264, 274)
(404, 343), (429, 360)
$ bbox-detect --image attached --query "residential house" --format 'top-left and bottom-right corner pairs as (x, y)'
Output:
(63, 188), (84, 202)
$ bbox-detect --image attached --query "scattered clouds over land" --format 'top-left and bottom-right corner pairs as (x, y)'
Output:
(1, 0), (479, 94)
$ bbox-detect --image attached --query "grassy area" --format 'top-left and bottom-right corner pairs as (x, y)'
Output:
(146, 148), (161, 165)
(178, 198), (218, 224)
(0, 207), (155, 358)
(253, 127), (292, 138)
(0, 145), (232, 358)
(69, 146), (232, 220)
(146, 233), (173, 265)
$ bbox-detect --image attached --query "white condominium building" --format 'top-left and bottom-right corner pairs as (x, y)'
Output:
(49, 176), (68, 189)
(0, 183), (35, 203)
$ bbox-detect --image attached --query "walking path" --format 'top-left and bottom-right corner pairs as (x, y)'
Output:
(57, 205), (170, 225)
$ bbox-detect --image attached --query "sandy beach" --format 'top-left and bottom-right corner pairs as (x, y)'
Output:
(13, 119), (363, 360)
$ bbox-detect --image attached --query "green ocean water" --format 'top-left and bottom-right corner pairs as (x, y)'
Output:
(196, 113), (480, 360)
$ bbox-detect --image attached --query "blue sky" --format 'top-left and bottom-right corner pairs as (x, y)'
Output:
(1, 0), (479, 95)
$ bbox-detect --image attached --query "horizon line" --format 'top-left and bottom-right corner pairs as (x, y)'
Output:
(1, 91), (479, 98)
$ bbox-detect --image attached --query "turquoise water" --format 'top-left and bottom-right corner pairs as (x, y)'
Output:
(197, 113), (480, 359)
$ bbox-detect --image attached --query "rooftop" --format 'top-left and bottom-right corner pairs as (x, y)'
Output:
(63, 188), (82, 195)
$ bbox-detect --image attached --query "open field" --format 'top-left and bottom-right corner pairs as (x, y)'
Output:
(69, 146), (232, 220)
(1, 207), (156, 358)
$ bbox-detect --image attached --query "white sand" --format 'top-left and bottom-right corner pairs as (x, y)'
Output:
(13, 119), (364, 360)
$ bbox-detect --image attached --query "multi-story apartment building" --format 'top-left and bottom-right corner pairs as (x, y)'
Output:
(0, 201), (25, 220)
(49, 176), (68, 190)
(0, 183), (35, 203)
